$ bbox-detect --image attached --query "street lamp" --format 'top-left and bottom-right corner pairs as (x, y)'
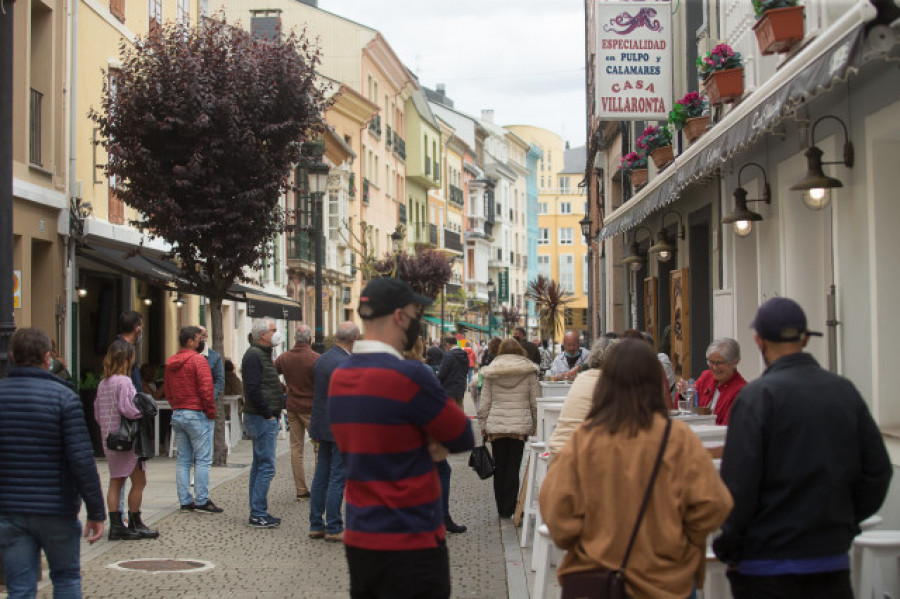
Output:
(304, 150), (330, 354)
(440, 255), (459, 339)
(486, 278), (495, 339)
(0, 4), (15, 377)
(580, 214), (593, 342)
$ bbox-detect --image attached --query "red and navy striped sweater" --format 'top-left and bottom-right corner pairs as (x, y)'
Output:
(329, 345), (475, 550)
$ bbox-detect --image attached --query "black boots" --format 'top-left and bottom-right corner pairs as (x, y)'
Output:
(128, 511), (160, 539)
(108, 511), (141, 541)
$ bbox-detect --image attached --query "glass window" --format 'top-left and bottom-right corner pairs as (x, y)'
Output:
(176, 0), (189, 25)
(560, 177), (570, 193)
(538, 228), (550, 245)
(538, 202), (548, 215)
(559, 227), (573, 245)
(559, 201), (572, 215)
(560, 255), (574, 293)
(537, 255), (551, 279)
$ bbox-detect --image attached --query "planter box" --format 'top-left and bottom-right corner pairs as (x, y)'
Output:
(630, 168), (648, 188)
(753, 6), (804, 55)
(650, 145), (674, 169)
(683, 116), (710, 144)
(704, 68), (744, 106)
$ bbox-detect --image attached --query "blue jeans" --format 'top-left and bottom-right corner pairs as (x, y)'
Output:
(244, 413), (278, 518)
(0, 514), (83, 599)
(436, 459), (451, 519)
(172, 409), (213, 506)
(309, 440), (346, 534)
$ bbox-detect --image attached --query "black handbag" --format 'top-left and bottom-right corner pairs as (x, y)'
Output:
(560, 419), (672, 599)
(106, 416), (139, 452)
(468, 441), (495, 480)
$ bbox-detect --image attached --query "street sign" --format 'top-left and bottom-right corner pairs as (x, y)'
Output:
(13, 270), (20, 309)
(498, 268), (509, 303)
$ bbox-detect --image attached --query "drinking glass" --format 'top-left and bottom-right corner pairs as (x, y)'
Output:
(677, 400), (690, 415)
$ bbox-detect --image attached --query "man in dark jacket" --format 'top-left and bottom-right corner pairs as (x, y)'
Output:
(308, 321), (359, 541)
(513, 327), (541, 366)
(425, 342), (444, 374)
(714, 298), (892, 599)
(0, 328), (105, 596)
(242, 318), (284, 529)
(435, 335), (470, 534)
(274, 324), (320, 500)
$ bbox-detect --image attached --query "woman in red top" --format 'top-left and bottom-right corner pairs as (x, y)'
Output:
(677, 338), (746, 425)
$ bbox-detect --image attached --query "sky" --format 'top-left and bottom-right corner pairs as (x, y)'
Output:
(317, 0), (587, 148)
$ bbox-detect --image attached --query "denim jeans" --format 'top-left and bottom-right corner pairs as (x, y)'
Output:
(309, 440), (346, 534)
(0, 514), (83, 599)
(436, 459), (451, 519)
(244, 413), (278, 518)
(172, 409), (213, 506)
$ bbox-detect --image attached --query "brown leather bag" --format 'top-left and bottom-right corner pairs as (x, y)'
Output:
(560, 419), (672, 599)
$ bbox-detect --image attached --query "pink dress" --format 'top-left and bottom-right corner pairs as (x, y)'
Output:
(95, 374), (143, 477)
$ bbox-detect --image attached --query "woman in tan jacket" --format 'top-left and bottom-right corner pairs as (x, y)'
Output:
(477, 338), (540, 518)
(540, 340), (732, 599)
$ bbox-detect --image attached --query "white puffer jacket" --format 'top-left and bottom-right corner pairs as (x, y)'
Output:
(478, 354), (540, 437)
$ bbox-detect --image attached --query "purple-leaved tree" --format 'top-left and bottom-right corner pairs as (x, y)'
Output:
(90, 17), (331, 464)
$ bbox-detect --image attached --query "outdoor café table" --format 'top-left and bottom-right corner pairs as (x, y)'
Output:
(539, 381), (572, 398)
(154, 399), (172, 457)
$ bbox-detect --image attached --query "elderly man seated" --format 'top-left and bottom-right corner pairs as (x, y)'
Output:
(549, 331), (589, 381)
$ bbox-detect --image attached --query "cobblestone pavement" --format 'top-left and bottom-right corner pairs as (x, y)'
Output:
(33, 413), (511, 598)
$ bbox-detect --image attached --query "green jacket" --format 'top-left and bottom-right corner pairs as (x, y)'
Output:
(241, 343), (283, 418)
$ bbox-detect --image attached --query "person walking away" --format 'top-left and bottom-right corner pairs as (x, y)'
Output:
(329, 277), (474, 598)
(241, 318), (285, 528)
(675, 338), (746, 425)
(541, 340), (732, 599)
(547, 336), (619, 460)
(462, 340), (477, 384)
(436, 334), (470, 533)
(0, 328), (106, 596)
(549, 331), (589, 380)
(165, 326), (221, 514)
(308, 322), (359, 542)
(425, 340), (444, 374)
(714, 297), (892, 599)
(197, 326), (225, 458)
(477, 338), (540, 518)
(513, 327), (541, 366)
(94, 340), (158, 541)
(274, 324), (320, 500)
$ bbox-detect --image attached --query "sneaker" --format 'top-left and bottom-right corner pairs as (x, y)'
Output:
(308, 530), (326, 539)
(265, 514), (281, 527)
(324, 531), (344, 542)
(179, 503), (195, 512)
(192, 500), (223, 514)
(249, 515), (279, 529)
(444, 517), (467, 534)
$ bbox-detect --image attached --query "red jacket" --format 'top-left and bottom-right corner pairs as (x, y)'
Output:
(165, 349), (215, 419)
(695, 369), (747, 425)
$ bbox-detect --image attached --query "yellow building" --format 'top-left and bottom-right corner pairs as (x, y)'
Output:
(508, 126), (589, 342)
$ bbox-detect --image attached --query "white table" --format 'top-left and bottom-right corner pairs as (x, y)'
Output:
(538, 382), (572, 398)
(222, 395), (242, 450)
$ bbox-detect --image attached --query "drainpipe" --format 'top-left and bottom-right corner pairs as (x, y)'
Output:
(66, 0), (79, 375)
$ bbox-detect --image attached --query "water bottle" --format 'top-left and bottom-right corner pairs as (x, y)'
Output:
(684, 378), (696, 411)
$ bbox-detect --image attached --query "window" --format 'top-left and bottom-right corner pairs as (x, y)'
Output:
(560, 255), (574, 293)
(538, 255), (551, 279)
(564, 308), (574, 326)
(149, 0), (162, 34)
(560, 177), (570, 193)
(177, 0), (189, 25)
(540, 176), (545, 188)
(559, 201), (572, 215)
(538, 202), (548, 215)
(559, 227), (573, 245)
(538, 228), (550, 245)
(110, 0), (125, 22)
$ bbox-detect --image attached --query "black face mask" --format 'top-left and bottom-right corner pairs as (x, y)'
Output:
(197, 341), (206, 353)
(403, 316), (420, 352)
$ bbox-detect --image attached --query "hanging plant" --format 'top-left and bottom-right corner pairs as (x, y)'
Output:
(636, 125), (673, 154)
(697, 44), (743, 80)
(620, 150), (648, 173)
(668, 92), (709, 130)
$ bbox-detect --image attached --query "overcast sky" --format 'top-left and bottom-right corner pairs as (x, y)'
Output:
(317, 0), (587, 148)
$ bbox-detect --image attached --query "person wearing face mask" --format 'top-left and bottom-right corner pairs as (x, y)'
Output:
(328, 277), (475, 599)
(241, 318), (285, 529)
(549, 331), (590, 381)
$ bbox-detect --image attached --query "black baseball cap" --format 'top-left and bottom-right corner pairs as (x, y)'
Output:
(358, 277), (432, 320)
(751, 297), (823, 342)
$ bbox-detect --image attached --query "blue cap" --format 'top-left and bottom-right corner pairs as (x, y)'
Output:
(751, 297), (823, 342)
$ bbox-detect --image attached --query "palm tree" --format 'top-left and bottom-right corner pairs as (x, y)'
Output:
(501, 305), (521, 336)
(526, 275), (572, 353)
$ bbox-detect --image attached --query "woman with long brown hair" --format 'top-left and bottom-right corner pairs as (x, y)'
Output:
(540, 339), (731, 598)
(94, 340), (158, 541)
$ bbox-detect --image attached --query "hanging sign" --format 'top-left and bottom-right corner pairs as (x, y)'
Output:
(595, 0), (673, 120)
(13, 270), (21, 309)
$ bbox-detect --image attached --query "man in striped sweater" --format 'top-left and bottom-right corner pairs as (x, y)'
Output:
(329, 277), (475, 599)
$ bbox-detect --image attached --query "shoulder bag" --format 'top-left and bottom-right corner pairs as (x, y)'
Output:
(468, 438), (495, 480)
(560, 418), (672, 599)
(105, 381), (140, 452)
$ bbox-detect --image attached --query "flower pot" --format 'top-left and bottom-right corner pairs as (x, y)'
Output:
(753, 6), (804, 55)
(704, 68), (744, 106)
(683, 116), (710, 144)
(630, 168), (648, 188)
(650, 145), (674, 169)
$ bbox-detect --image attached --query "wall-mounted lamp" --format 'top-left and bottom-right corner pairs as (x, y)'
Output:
(76, 276), (88, 298)
(173, 293), (185, 308)
(648, 210), (685, 263)
(621, 226), (653, 272)
(143, 296), (153, 307)
(722, 162), (771, 238)
(579, 214), (593, 245)
(790, 115), (853, 211)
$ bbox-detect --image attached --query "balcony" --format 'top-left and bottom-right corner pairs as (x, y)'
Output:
(398, 202), (407, 224)
(425, 158), (431, 176)
(287, 233), (313, 263)
(429, 223), (438, 246)
(444, 229), (462, 252)
(434, 160), (440, 182)
(386, 124), (393, 149)
(363, 178), (370, 205)
(29, 88), (42, 166)
(349, 173), (356, 199)
(445, 283), (462, 297)
(368, 114), (381, 138)
(484, 221), (494, 237)
(449, 185), (464, 207)
(393, 134), (406, 160)
(410, 222), (438, 247)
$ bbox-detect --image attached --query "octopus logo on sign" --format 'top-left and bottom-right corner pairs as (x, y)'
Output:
(603, 8), (664, 35)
